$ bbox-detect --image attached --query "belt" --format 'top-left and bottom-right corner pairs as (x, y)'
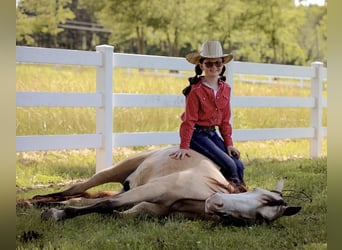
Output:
(194, 125), (216, 132)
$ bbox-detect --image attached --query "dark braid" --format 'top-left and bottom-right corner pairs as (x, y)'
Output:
(182, 58), (205, 96)
(182, 64), (203, 96)
(220, 65), (226, 81)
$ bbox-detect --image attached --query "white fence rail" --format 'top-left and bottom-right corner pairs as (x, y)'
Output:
(16, 45), (327, 172)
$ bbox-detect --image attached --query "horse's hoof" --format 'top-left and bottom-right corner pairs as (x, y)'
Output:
(41, 208), (65, 221)
(112, 210), (123, 218)
(16, 200), (33, 209)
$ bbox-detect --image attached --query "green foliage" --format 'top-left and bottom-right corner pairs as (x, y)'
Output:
(297, 5), (327, 64)
(16, 9), (35, 44)
(237, 0), (306, 64)
(16, 0), (327, 65)
(16, 0), (75, 46)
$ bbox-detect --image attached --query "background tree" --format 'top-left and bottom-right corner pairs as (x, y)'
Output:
(96, 0), (156, 54)
(297, 5), (327, 65)
(237, 0), (306, 64)
(16, 7), (35, 45)
(16, 0), (75, 47)
(16, 0), (327, 66)
(199, 0), (246, 54)
(143, 0), (209, 56)
(57, 0), (109, 50)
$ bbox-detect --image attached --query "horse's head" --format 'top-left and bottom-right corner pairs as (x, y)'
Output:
(205, 180), (301, 224)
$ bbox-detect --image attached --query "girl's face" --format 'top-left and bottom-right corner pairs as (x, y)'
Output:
(200, 58), (223, 77)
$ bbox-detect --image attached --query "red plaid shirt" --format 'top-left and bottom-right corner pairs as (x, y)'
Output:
(179, 78), (233, 149)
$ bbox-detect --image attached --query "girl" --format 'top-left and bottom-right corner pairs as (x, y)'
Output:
(170, 41), (245, 190)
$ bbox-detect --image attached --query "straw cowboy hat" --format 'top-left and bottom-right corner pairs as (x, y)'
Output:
(186, 41), (233, 65)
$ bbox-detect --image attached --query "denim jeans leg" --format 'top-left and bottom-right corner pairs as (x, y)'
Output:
(232, 158), (244, 182)
(189, 130), (239, 181)
(208, 131), (245, 182)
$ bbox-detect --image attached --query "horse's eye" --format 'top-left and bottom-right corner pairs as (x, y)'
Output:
(267, 199), (286, 206)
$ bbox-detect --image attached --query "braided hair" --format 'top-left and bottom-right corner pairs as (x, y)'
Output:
(182, 58), (227, 96)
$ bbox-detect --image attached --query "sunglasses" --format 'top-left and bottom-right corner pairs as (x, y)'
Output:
(203, 61), (223, 68)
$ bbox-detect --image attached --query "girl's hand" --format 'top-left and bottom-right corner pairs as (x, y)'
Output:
(169, 149), (191, 160)
(227, 146), (240, 159)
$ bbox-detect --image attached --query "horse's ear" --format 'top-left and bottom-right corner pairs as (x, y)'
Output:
(283, 206), (301, 216)
(274, 179), (285, 193)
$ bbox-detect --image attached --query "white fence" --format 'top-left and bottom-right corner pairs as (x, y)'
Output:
(16, 45), (327, 172)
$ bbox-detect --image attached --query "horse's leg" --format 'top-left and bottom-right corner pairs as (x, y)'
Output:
(41, 200), (169, 221)
(33, 149), (157, 201)
(120, 201), (219, 221)
(40, 169), (216, 221)
(41, 199), (118, 221)
(17, 190), (119, 209)
(42, 195), (118, 208)
(170, 199), (205, 215)
(118, 202), (169, 217)
(41, 180), (174, 220)
(40, 199), (218, 221)
(169, 199), (220, 221)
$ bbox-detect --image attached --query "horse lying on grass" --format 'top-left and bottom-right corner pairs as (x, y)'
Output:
(18, 146), (301, 224)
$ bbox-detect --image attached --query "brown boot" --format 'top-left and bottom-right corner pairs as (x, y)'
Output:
(235, 183), (247, 193)
(228, 178), (247, 193)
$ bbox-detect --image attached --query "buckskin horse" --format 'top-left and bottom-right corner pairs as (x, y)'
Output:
(19, 146), (301, 224)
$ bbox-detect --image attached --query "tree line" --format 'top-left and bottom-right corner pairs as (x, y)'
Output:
(16, 0), (327, 66)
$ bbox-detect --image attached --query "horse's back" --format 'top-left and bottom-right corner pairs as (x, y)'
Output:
(126, 146), (224, 189)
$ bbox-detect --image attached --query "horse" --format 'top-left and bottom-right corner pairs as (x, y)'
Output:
(18, 146), (301, 224)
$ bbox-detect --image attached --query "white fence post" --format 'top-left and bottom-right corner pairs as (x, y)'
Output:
(310, 62), (324, 158)
(96, 45), (114, 172)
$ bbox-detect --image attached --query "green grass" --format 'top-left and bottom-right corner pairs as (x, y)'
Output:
(16, 157), (327, 250)
(16, 64), (327, 249)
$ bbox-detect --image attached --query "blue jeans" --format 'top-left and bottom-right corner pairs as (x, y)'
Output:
(189, 129), (244, 183)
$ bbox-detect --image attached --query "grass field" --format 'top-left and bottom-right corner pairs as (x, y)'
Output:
(16, 156), (327, 250)
(16, 64), (327, 249)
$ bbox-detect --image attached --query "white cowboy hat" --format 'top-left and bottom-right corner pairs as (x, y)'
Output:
(185, 40), (233, 65)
